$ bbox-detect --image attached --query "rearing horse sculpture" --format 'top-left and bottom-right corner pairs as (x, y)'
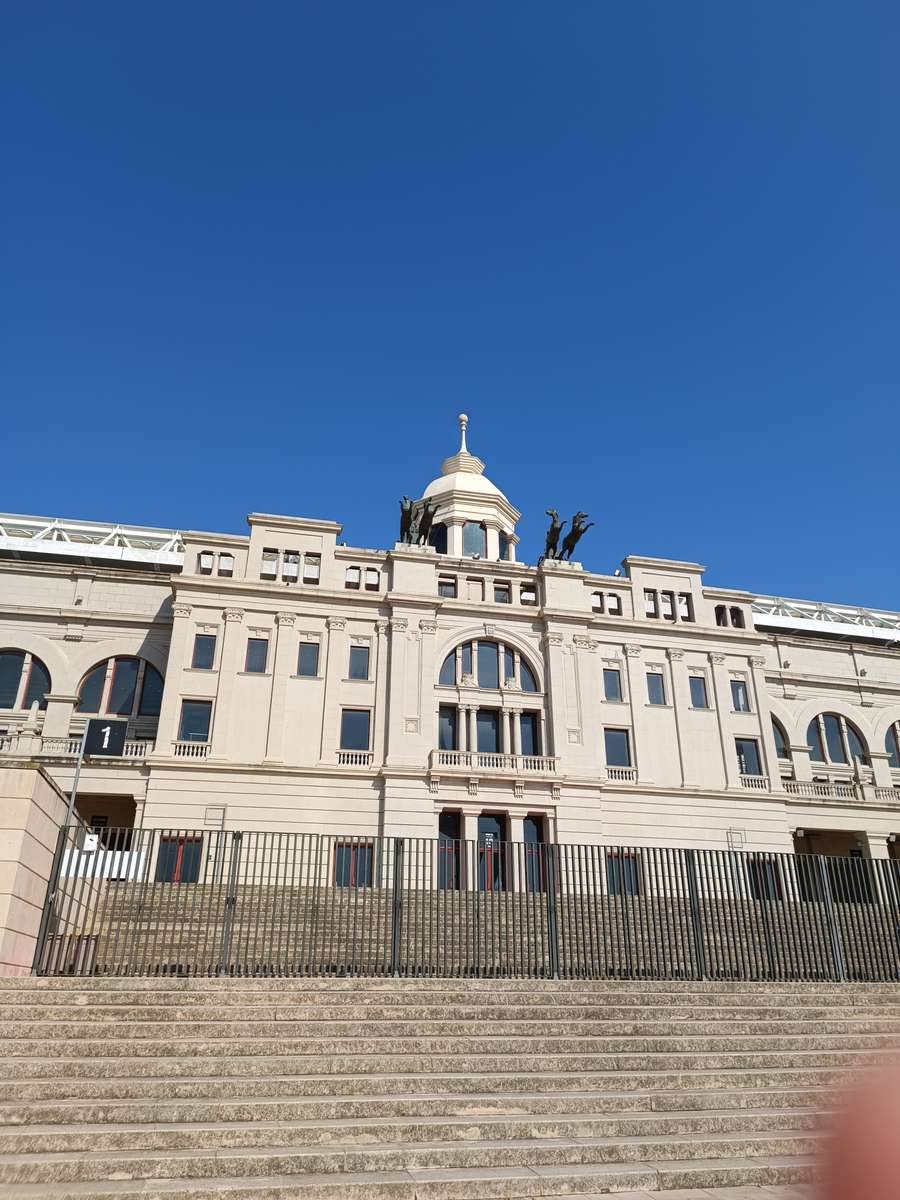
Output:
(560, 512), (594, 561)
(543, 509), (565, 560)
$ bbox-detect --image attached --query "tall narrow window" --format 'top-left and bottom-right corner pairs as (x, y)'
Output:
(282, 552), (300, 582)
(303, 554), (320, 584)
(429, 523), (448, 554)
(477, 641), (499, 689)
(137, 665), (164, 716)
(438, 811), (461, 889)
(520, 712), (540, 756)
(438, 705), (457, 751)
(340, 709), (370, 751)
(364, 568), (380, 591)
(646, 672), (666, 706)
(463, 522), (486, 557)
(297, 642), (319, 677)
(198, 551), (214, 575)
(245, 638), (268, 673)
(503, 646), (515, 683)
(218, 553), (234, 577)
(191, 634), (216, 671)
(607, 594), (623, 616)
(108, 658), (139, 715)
(179, 700), (212, 743)
(523, 815), (546, 892)
(660, 592), (675, 621)
(591, 592), (605, 613)
(678, 593), (694, 621)
(261, 549), (278, 580)
(731, 679), (751, 712)
(498, 532), (511, 561)
(886, 724), (900, 770)
(520, 660), (538, 692)
(76, 663), (107, 713)
(476, 709), (499, 753)
(349, 645), (370, 680)
(604, 728), (632, 768)
(689, 675), (708, 709)
(603, 668), (623, 702)
(344, 566), (361, 589)
(23, 657), (51, 711)
(644, 590), (659, 618)
(439, 652), (456, 686)
(772, 719), (790, 761)
(607, 851), (641, 896)
(735, 737), (763, 776)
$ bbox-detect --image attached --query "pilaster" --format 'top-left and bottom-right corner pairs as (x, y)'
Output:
(209, 608), (244, 758)
(264, 613), (296, 763)
(708, 652), (741, 788)
(318, 616), (348, 763)
(156, 602), (194, 753)
(623, 644), (651, 783)
(666, 648), (690, 787)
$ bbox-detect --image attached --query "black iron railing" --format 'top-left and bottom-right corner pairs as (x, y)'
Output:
(33, 825), (900, 981)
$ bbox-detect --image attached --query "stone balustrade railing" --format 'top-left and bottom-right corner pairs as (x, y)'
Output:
(429, 749), (558, 775)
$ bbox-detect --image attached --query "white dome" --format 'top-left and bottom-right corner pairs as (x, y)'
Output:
(419, 413), (510, 504)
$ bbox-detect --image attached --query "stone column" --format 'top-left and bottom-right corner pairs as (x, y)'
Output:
(501, 709), (512, 755)
(41, 696), (79, 740)
(511, 708), (523, 756)
(542, 631), (567, 758)
(749, 655), (777, 789)
(210, 608), (245, 758)
(264, 613), (295, 763)
(318, 617), (348, 763)
(371, 620), (390, 762)
(708, 652), (741, 789)
(666, 648), (689, 787)
(468, 706), (478, 756)
(155, 602), (195, 753)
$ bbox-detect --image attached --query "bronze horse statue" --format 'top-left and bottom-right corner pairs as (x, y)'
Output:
(543, 509), (565, 560)
(560, 512), (594, 561)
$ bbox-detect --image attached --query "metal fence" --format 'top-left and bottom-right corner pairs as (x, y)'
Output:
(34, 824), (900, 981)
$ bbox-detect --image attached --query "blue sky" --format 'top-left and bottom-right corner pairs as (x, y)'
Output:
(4, 3), (898, 607)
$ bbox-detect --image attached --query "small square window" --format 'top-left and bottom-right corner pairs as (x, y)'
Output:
(303, 554), (320, 584)
(438, 576), (457, 599)
(365, 568), (380, 591)
(604, 727), (632, 768)
(298, 642), (319, 677)
(520, 585), (537, 606)
(340, 709), (370, 751)
(644, 590), (659, 618)
(349, 645), (370, 680)
(282, 552), (300, 582)
(689, 675), (709, 708)
(345, 566), (361, 590)
(731, 679), (751, 712)
(603, 668), (622, 702)
(494, 583), (511, 604)
(646, 672), (666, 705)
(218, 553), (234, 577)
(191, 634), (216, 671)
(261, 549), (278, 580)
(245, 638), (268, 673)
(179, 700), (212, 743)
(198, 551), (214, 575)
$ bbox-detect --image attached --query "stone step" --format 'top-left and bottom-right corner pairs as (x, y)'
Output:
(0, 1106), (824, 1154)
(0, 1153), (815, 1198)
(0, 1085), (832, 1126)
(0, 1129), (819, 1185)
(0, 1066), (847, 1102)
(1, 1016), (895, 1037)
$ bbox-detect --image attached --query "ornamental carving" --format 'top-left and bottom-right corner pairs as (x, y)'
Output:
(623, 644), (642, 658)
(172, 603), (192, 619)
(327, 617), (347, 631)
(667, 648), (685, 661)
(223, 608), (244, 623)
(276, 612), (296, 627)
(543, 632), (564, 648)
(419, 619), (438, 635)
(573, 635), (598, 651)
(749, 655), (767, 668)
(709, 652), (726, 665)
(375, 620), (390, 635)
(390, 617), (408, 633)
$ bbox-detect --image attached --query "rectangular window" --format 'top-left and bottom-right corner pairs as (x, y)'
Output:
(108, 658), (139, 715)
(660, 591), (675, 621)
(191, 634), (216, 670)
(644, 589), (659, 618)
(747, 854), (782, 901)
(345, 566), (361, 590)
(689, 675), (709, 708)
(607, 594), (623, 616)
(731, 678), (751, 712)
(494, 582), (511, 604)
(349, 645), (370, 680)
(138, 666), (163, 717)
(604, 727), (632, 768)
(218, 553), (234, 578)
(463, 522), (486, 557)
(282, 551), (300, 582)
(297, 642), (319, 677)
(340, 709), (370, 751)
(438, 705), (457, 751)
(606, 852), (641, 896)
(520, 711), (540, 757)
(303, 554), (320, 584)
(476, 709), (499, 753)
(198, 551), (214, 575)
(603, 668), (623, 702)
(438, 811), (462, 889)
(155, 836), (203, 884)
(461, 643), (473, 677)
(245, 638), (268, 673)
(736, 737), (763, 776)
(646, 672), (666, 705)
(333, 842), (374, 888)
(678, 592), (694, 621)
(261, 549), (278, 580)
(365, 568), (380, 591)
(520, 585), (537, 606)
(503, 646), (515, 683)
(477, 641), (500, 689)
(179, 700), (212, 743)
(438, 576), (457, 598)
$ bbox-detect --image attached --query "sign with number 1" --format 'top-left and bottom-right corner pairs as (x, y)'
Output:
(84, 719), (127, 757)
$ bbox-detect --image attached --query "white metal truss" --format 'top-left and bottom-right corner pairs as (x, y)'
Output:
(752, 594), (900, 646)
(0, 514), (185, 569)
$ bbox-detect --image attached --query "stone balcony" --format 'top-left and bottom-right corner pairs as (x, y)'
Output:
(428, 749), (558, 776)
(0, 732), (154, 761)
(784, 778), (900, 806)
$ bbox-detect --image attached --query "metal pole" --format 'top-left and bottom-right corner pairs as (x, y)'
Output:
(64, 725), (90, 830)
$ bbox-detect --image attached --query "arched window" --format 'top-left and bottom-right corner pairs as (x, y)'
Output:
(438, 639), (541, 693)
(0, 650), (51, 711)
(807, 713), (869, 767)
(886, 723), (900, 770)
(772, 718), (790, 761)
(77, 657), (164, 719)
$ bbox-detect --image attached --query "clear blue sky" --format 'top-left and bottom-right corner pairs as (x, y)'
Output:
(4, 3), (898, 607)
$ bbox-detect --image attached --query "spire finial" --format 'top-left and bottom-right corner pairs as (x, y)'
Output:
(458, 412), (469, 453)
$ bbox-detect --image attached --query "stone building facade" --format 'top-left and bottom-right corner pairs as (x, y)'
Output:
(2, 416), (900, 867)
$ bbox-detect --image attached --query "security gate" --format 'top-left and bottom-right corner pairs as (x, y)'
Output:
(34, 824), (900, 981)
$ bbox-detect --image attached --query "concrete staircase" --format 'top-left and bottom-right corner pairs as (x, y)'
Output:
(0, 977), (895, 1198)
